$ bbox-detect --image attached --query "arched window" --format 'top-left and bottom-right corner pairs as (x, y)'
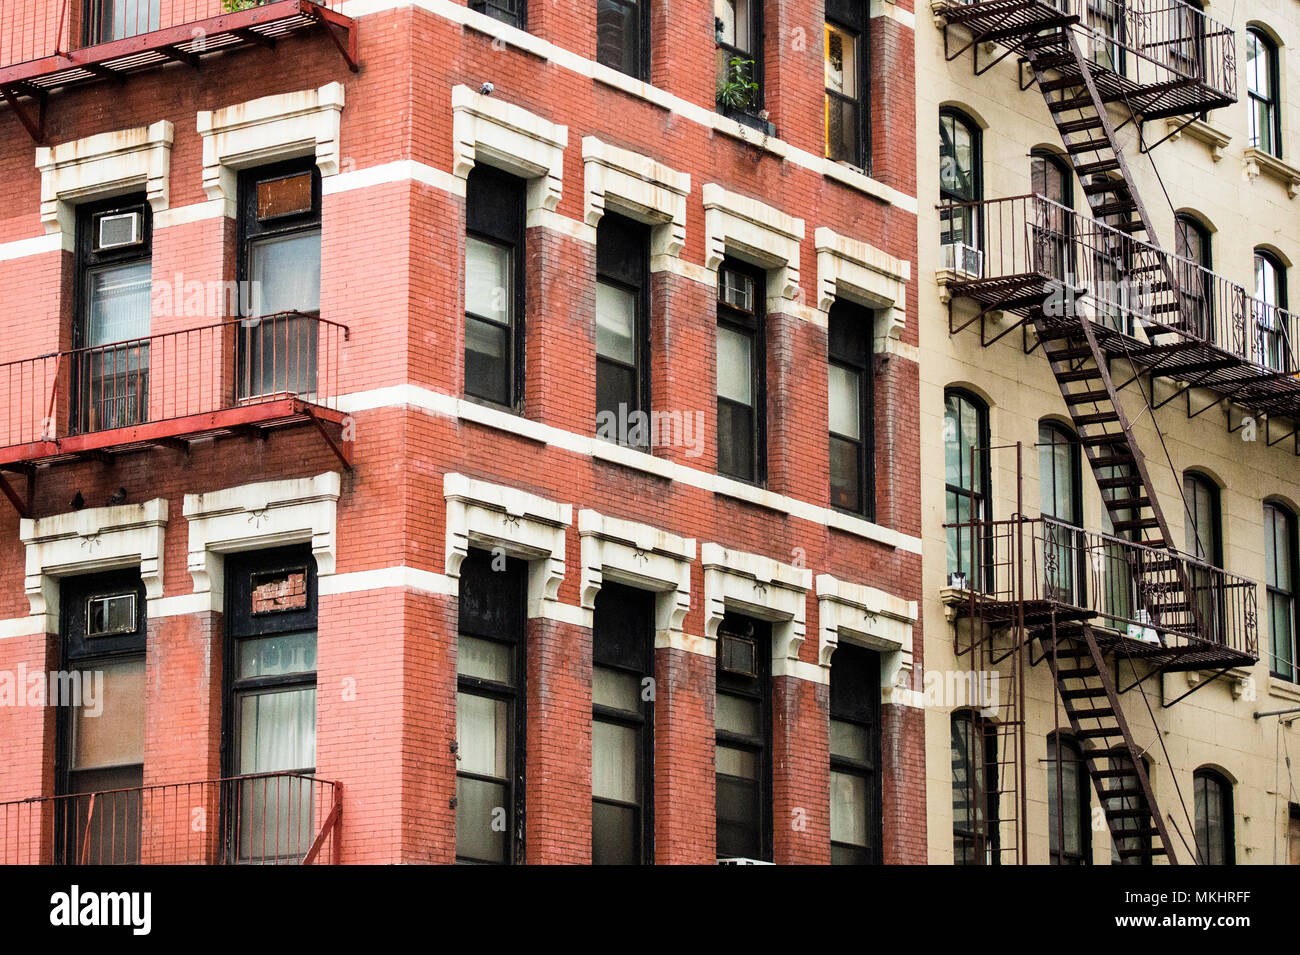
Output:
(951, 710), (999, 865)
(1266, 501), (1299, 682)
(1184, 470), (1225, 644)
(1031, 150), (1073, 280)
(1175, 214), (1213, 339)
(944, 388), (989, 589)
(1246, 28), (1281, 157)
(1048, 734), (1091, 865)
(1254, 249), (1290, 372)
(1039, 421), (1083, 603)
(1193, 769), (1234, 865)
(940, 109), (982, 261)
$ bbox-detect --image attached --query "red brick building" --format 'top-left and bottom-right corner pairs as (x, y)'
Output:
(0, 0), (922, 864)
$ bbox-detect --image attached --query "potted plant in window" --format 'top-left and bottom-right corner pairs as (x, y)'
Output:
(716, 56), (775, 136)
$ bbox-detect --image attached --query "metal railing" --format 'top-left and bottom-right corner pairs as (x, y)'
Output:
(945, 513), (1258, 657)
(0, 0), (341, 71)
(0, 771), (342, 864)
(941, 194), (1300, 375)
(0, 313), (347, 451)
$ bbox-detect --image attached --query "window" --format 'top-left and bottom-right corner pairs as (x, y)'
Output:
(829, 644), (881, 865)
(940, 109), (982, 257)
(1098, 460), (1139, 625)
(1087, 0), (1125, 74)
(465, 164), (526, 408)
(825, 0), (869, 169)
(224, 548), (319, 863)
(456, 548), (527, 864)
(1266, 501), (1298, 682)
(1175, 214), (1213, 340)
(85, 0), (159, 45)
(592, 583), (655, 864)
(57, 571), (146, 865)
(1193, 769), (1234, 865)
(951, 710), (999, 865)
(595, 214), (650, 446)
(237, 159), (322, 401)
(716, 260), (765, 484)
(1170, 0), (1206, 82)
(1247, 28), (1281, 157)
(1031, 150), (1073, 281)
(715, 614), (772, 862)
(469, 0), (525, 29)
(1184, 471), (1225, 644)
(1254, 249), (1289, 372)
(597, 0), (649, 80)
(1039, 422), (1083, 603)
(1048, 735), (1091, 865)
(828, 301), (874, 518)
(944, 389), (990, 589)
(715, 0), (763, 118)
(73, 196), (152, 435)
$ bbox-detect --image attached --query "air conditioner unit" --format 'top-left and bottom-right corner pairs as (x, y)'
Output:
(1126, 609), (1160, 645)
(94, 210), (144, 252)
(717, 857), (775, 865)
(942, 242), (983, 279)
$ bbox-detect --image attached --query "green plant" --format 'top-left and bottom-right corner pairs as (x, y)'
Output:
(717, 57), (758, 112)
(221, 0), (259, 12)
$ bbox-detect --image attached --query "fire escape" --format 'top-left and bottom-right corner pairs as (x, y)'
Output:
(936, 0), (1274, 863)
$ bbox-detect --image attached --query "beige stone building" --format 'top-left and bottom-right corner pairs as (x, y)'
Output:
(917, 0), (1300, 864)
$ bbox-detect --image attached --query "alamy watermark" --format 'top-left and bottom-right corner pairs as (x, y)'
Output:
(595, 404), (706, 458)
(0, 666), (103, 716)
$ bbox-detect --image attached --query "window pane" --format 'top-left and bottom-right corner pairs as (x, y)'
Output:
(715, 0), (750, 51)
(250, 231), (321, 316)
(830, 770), (868, 847)
(830, 435), (862, 512)
(592, 720), (639, 802)
(596, 281), (638, 364)
(716, 744), (758, 780)
(237, 632), (318, 679)
(716, 693), (759, 737)
(830, 719), (871, 762)
(71, 658), (144, 772)
(87, 261), (151, 346)
(594, 667), (641, 712)
(465, 315), (510, 405)
(824, 25), (856, 97)
(466, 236), (512, 324)
(592, 801), (638, 864)
(456, 691), (508, 778)
(717, 325), (753, 404)
(458, 635), (513, 684)
(237, 686), (317, 774)
(829, 364), (860, 439)
(456, 776), (507, 862)
(717, 400), (755, 481)
(716, 773), (760, 858)
(597, 0), (639, 75)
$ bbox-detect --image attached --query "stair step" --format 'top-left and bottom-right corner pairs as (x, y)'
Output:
(1091, 453), (1136, 468)
(1076, 726), (1122, 739)
(1092, 767), (1138, 778)
(1147, 302), (1183, 315)
(1059, 116), (1104, 135)
(1056, 666), (1100, 679)
(1082, 178), (1126, 195)
(1060, 687), (1108, 700)
(1066, 137), (1113, 154)
(1025, 31), (1070, 49)
(1113, 517), (1161, 531)
(1044, 345), (1095, 361)
(1042, 75), (1085, 93)
(1075, 411), (1121, 426)
(1057, 368), (1103, 382)
(1074, 158), (1121, 176)
(1069, 707), (1116, 720)
(1104, 496), (1151, 510)
(1101, 786), (1145, 799)
(1063, 389), (1112, 404)
(1049, 93), (1095, 112)
(1036, 326), (1086, 342)
(1103, 807), (1153, 820)
(1096, 475), (1140, 489)
(1093, 199), (1139, 218)
(1111, 825), (1161, 839)
(1117, 845), (1168, 857)
(1080, 433), (1128, 446)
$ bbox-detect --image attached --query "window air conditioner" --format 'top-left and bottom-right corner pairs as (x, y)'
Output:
(94, 210), (144, 252)
(942, 241), (983, 279)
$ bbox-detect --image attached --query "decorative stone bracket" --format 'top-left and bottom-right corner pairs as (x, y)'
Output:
(197, 83), (345, 219)
(20, 499), (169, 627)
(183, 473), (342, 610)
(702, 183), (805, 302)
(817, 573), (918, 704)
(582, 136), (691, 263)
(452, 84), (569, 216)
(815, 226), (911, 347)
(444, 472), (572, 619)
(1243, 146), (1300, 199)
(701, 542), (812, 677)
(579, 509), (695, 647)
(37, 121), (174, 243)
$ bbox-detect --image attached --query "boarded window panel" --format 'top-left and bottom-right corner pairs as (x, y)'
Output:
(251, 569), (309, 614)
(71, 657), (145, 771)
(257, 172), (314, 221)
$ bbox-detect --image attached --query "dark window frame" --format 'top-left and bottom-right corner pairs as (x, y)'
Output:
(824, 0), (870, 171)
(1193, 767), (1235, 865)
(1266, 500), (1299, 683)
(596, 0), (651, 81)
(1246, 27), (1282, 158)
(1254, 247), (1290, 373)
(1175, 213), (1214, 340)
(595, 213), (652, 446)
(715, 0), (765, 123)
(945, 387), (993, 591)
(940, 108), (983, 255)
(715, 613), (773, 862)
(591, 582), (655, 864)
(469, 0), (526, 30)
(1047, 732), (1092, 865)
(827, 300), (875, 520)
(951, 709), (1000, 865)
(829, 643), (882, 865)
(716, 258), (767, 486)
(1039, 420), (1086, 604)
(464, 164), (527, 411)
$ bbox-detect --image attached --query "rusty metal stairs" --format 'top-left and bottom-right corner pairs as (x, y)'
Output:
(1044, 626), (1177, 863)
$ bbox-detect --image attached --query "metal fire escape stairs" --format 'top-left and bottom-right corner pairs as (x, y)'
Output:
(939, 5), (1236, 863)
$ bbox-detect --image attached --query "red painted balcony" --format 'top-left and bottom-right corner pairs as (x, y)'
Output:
(0, 0), (357, 140)
(0, 313), (351, 513)
(0, 771), (342, 864)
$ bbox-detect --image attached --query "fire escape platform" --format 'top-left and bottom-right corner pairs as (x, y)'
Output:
(0, 0), (356, 103)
